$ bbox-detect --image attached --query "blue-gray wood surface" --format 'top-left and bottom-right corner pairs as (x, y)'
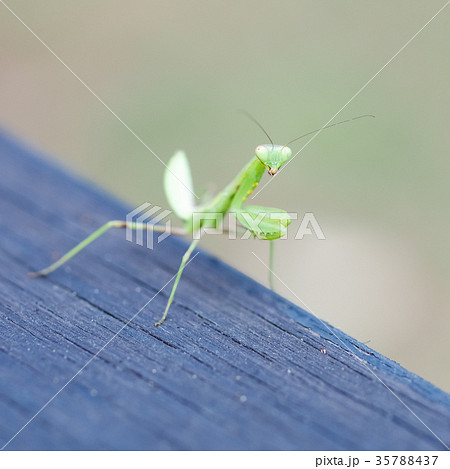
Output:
(0, 131), (449, 451)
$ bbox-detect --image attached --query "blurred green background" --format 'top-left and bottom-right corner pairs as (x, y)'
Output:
(1, 1), (449, 392)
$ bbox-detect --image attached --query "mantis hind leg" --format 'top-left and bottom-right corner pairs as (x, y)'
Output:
(155, 238), (200, 327)
(29, 220), (185, 278)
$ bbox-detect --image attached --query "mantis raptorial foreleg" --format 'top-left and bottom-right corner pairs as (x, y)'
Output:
(28, 220), (186, 278)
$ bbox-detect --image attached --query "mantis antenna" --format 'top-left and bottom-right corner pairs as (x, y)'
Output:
(285, 114), (375, 146)
(239, 110), (274, 146)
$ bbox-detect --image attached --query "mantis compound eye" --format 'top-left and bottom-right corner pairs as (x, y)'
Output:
(255, 145), (269, 161)
(281, 146), (292, 160)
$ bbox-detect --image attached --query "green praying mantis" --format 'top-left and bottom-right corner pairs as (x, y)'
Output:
(29, 114), (373, 326)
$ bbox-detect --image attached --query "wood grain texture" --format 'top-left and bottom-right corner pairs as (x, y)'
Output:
(0, 132), (449, 450)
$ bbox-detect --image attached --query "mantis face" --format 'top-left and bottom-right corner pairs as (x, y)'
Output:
(255, 144), (293, 176)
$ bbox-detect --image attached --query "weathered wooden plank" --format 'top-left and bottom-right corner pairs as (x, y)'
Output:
(0, 131), (449, 450)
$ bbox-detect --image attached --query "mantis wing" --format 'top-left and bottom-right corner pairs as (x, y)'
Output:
(233, 206), (291, 240)
(164, 150), (195, 220)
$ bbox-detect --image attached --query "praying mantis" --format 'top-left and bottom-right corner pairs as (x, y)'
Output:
(29, 115), (373, 326)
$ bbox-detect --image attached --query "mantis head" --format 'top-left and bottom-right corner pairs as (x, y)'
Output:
(255, 144), (293, 176)
(244, 112), (374, 177)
